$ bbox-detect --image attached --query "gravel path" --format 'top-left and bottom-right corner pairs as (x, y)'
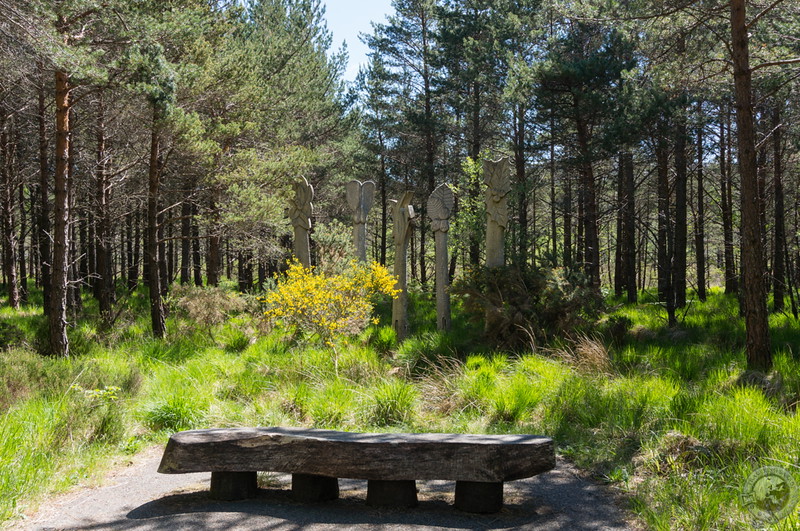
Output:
(11, 447), (640, 530)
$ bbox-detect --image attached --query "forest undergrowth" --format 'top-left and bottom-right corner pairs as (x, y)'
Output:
(0, 284), (799, 530)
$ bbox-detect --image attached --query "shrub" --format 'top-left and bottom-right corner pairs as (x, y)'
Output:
(451, 265), (600, 350)
(263, 260), (399, 345)
(169, 285), (251, 333)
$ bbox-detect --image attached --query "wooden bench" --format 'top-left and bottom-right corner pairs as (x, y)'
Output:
(158, 427), (555, 513)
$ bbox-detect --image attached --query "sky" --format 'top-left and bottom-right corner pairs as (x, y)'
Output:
(322, 0), (394, 82)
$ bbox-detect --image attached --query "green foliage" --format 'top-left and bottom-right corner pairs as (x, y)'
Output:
(452, 265), (600, 349)
(394, 331), (461, 375)
(364, 325), (398, 356)
(143, 393), (205, 432)
(0, 322), (25, 350)
(366, 378), (417, 427)
(169, 285), (252, 333)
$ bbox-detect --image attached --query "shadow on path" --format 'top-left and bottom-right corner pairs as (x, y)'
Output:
(17, 450), (638, 531)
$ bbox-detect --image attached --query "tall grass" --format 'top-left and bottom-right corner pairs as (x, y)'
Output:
(2, 286), (800, 530)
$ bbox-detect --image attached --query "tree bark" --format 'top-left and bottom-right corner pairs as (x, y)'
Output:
(514, 104), (528, 270)
(614, 152), (625, 297)
(49, 69), (71, 356)
(730, 0), (771, 371)
(574, 113), (600, 292)
(772, 103), (785, 312)
(18, 181), (28, 303)
(622, 152), (636, 303)
(378, 131), (388, 266)
(695, 101), (707, 302)
(180, 196), (191, 284)
(95, 92), (113, 322)
(673, 109), (688, 308)
(147, 105), (166, 339)
(207, 190), (221, 286)
(549, 115), (558, 264)
(191, 201), (203, 286)
(655, 125), (675, 325)
(38, 63), (52, 314)
(720, 109), (738, 294)
(1, 112), (19, 309)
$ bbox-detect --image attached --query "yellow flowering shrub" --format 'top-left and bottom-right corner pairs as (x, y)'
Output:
(263, 259), (400, 344)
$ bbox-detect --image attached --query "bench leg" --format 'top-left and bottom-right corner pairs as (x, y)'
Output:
(292, 473), (339, 502)
(366, 480), (418, 508)
(210, 471), (258, 501)
(454, 481), (503, 513)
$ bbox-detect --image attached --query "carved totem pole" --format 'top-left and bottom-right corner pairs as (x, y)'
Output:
(391, 191), (415, 340)
(345, 180), (376, 262)
(428, 184), (455, 331)
(484, 157), (511, 268)
(288, 177), (314, 267)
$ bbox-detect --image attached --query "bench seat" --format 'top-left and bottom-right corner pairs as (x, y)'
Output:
(158, 427), (555, 513)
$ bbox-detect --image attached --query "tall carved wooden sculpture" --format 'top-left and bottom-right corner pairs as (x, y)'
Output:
(484, 157), (511, 268)
(428, 185), (454, 331)
(391, 192), (415, 340)
(345, 180), (376, 262)
(288, 177), (314, 267)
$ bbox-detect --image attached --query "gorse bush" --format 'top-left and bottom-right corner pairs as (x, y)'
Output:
(263, 259), (400, 345)
(451, 265), (600, 350)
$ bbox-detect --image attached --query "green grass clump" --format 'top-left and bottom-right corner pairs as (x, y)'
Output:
(366, 378), (417, 427)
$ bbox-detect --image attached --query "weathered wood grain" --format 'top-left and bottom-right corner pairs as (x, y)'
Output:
(158, 427), (554, 482)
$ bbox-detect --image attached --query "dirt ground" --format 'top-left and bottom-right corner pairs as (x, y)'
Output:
(10, 447), (641, 530)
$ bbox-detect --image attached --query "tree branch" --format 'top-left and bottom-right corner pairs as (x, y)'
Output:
(751, 57), (800, 72)
(746, 0), (786, 30)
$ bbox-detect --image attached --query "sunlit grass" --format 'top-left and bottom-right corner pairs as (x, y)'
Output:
(1, 286), (799, 530)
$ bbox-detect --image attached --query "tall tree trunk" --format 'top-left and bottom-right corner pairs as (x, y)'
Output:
(514, 104), (528, 270)
(574, 113), (600, 292)
(720, 108), (738, 294)
(695, 102), (707, 302)
(656, 126), (675, 325)
(95, 92), (113, 321)
(421, 7), (434, 286)
(207, 190), (221, 286)
(622, 152), (637, 303)
(468, 83), (482, 266)
(673, 109), (688, 308)
(18, 182), (28, 303)
(772, 103), (785, 312)
(50, 69), (71, 356)
(378, 131), (388, 266)
(158, 208), (168, 296)
(67, 107), (82, 316)
(180, 197), (191, 284)
(126, 209), (139, 289)
(730, 0), (771, 370)
(191, 201), (202, 286)
(549, 115), (558, 264)
(38, 62), (51, 313)
(563, 173), (572, 268)
(0, 113), (19, 309)
(614, 152), (625, 297)
(166, 212), (174, 290)
(146, 105), (166, 339)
